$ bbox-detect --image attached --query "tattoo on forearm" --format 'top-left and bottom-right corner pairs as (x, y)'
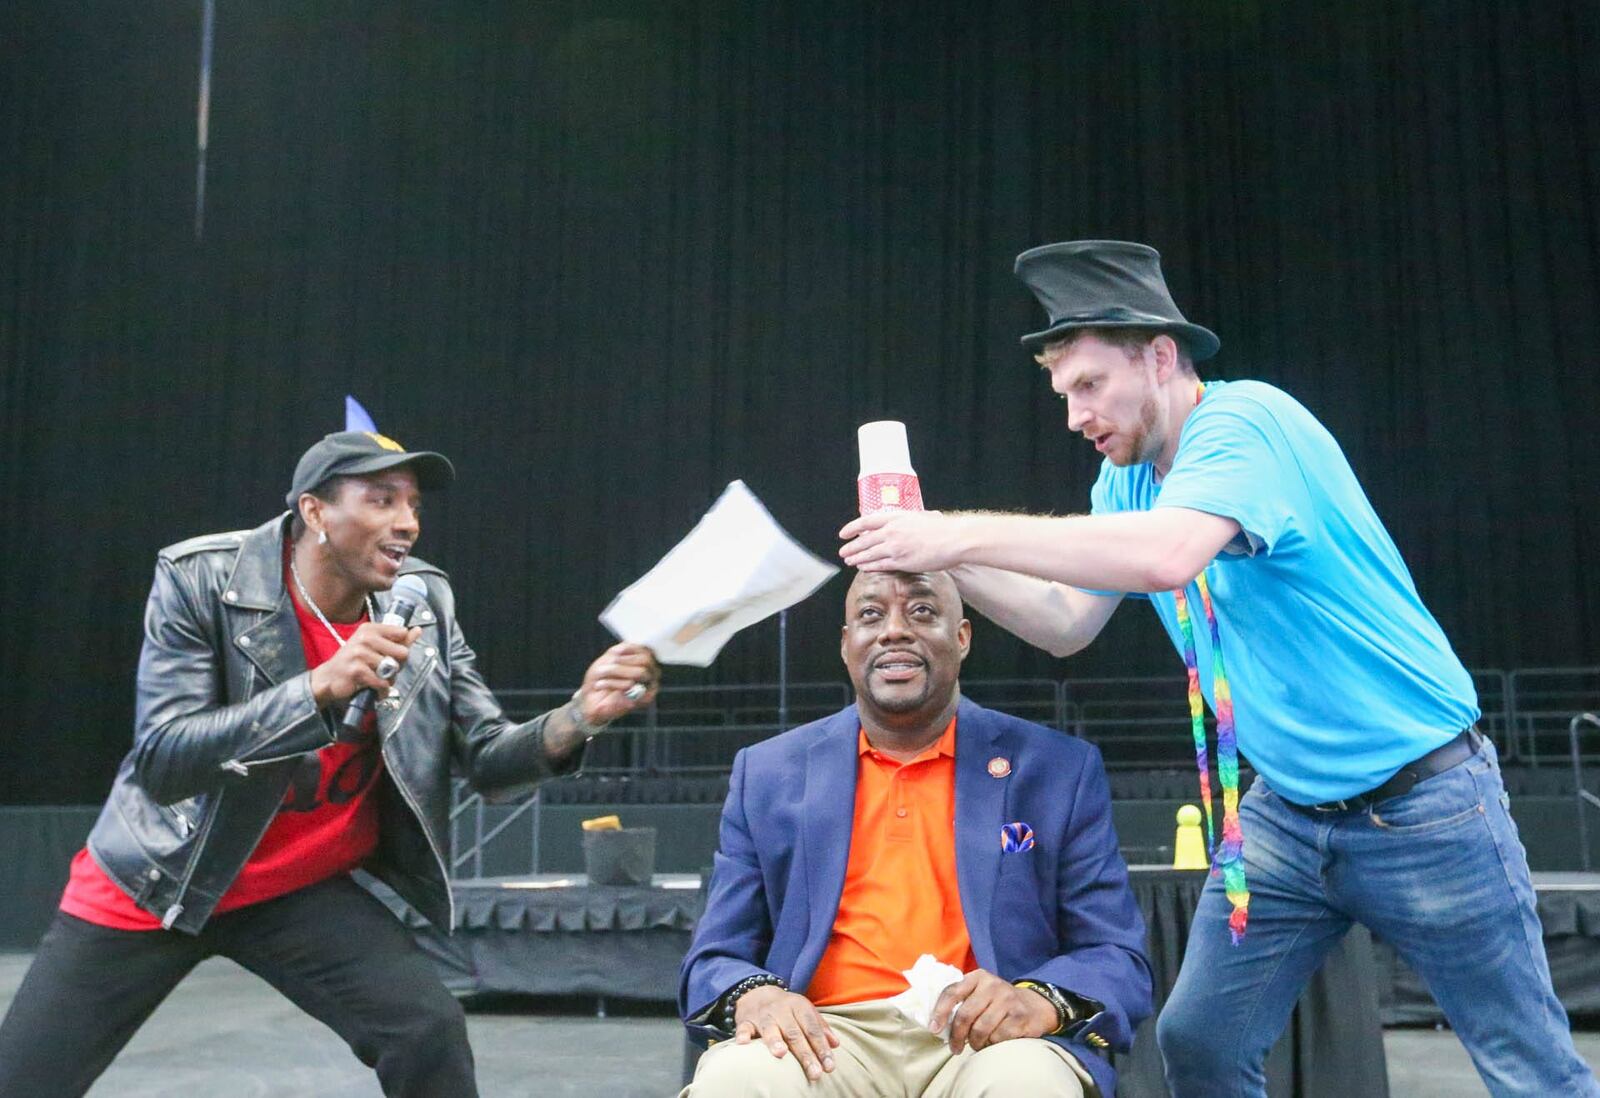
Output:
(540, 702), (590, 761)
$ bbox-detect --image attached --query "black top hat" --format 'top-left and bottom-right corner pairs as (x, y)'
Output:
(285, 430), (455, 508)
(1013, 240), (1219, 361)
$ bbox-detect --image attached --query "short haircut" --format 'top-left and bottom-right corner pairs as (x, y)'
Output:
(1034, 326), (1196, 375)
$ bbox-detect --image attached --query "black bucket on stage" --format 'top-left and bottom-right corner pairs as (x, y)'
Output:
(582, 827), (657, 886)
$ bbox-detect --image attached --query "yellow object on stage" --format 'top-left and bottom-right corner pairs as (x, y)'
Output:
(581, 814), (623, 831)
(1173, 804), (1209, 870)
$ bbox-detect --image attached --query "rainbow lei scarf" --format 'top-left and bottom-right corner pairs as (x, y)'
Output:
(1173, 571), (1250, 943)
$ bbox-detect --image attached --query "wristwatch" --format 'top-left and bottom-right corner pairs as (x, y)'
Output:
(1014, 979), (1076, 1035)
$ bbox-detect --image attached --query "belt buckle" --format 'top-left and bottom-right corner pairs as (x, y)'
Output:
(1312, 798), (1351, 813)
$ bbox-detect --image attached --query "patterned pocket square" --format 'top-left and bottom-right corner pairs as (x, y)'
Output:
(1000, 822), (1035, 853)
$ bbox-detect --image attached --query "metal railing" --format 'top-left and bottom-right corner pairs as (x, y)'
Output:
(1569, 713), (1600, 870)
(448, 682), (851, 870)
(1060, 675), (1204, 768)
(465, 665), (1599, 779)
(480, 676), (1220, 772)
(449, 785), (542, 879)
(1508, 667), (1600, 766)
(957, 679), (1066, 732)
(444, 666), (1600, 876)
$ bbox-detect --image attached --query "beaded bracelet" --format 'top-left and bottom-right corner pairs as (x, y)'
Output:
(718, 973), (787, 1031)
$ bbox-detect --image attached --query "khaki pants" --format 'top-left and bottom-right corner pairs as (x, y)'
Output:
(681, 998), (1097, 1098)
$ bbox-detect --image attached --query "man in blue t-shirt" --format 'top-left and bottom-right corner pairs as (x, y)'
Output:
(839, 240), (1596, 1097)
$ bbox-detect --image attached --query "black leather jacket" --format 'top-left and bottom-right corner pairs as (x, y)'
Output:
(84, 513), (581, 934)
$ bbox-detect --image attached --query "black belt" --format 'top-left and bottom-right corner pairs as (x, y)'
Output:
(1285, 728), (1481, 814)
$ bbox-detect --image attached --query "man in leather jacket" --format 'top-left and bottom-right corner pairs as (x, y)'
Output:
(0, 430), (660, 1097)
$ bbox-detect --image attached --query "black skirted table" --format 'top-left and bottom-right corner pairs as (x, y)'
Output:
(370, 873), (703, 1002)
(375, 867), (1389, 1096)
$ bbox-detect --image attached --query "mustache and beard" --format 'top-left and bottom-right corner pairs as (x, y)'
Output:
(1090, 387), (1165, 466)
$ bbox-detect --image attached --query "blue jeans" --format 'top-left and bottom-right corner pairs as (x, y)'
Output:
(1156, 736), (1598, 1097)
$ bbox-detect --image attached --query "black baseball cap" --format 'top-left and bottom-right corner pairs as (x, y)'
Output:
(285, 430), (456, 509)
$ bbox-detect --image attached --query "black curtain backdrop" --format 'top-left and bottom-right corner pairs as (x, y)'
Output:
(2, 0), (1597, 803)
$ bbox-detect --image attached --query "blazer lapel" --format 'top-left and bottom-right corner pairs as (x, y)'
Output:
(954, 697), (1009, 972)
(793, 706), (861, 988)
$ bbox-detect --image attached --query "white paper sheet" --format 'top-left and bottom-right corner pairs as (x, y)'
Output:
(599, 480), (838, 667)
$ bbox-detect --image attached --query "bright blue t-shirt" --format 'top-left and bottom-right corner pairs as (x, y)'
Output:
(1088, 379), (1479, 804)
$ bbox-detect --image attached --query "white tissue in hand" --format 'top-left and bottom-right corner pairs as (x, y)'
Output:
(888, 954), (965, 1037)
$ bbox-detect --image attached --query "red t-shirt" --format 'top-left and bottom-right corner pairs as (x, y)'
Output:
(61, 557), (386, 929)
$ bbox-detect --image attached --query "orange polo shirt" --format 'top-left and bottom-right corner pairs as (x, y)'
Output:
(806, 717), (975, 1007)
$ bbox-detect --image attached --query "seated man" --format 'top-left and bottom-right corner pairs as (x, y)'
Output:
(679, 570), (1152, 1098)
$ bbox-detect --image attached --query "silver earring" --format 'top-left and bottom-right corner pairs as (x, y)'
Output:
(317, 529), (328, 545)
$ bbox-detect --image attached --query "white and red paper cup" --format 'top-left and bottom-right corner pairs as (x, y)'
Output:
(857, 421), (924, 515)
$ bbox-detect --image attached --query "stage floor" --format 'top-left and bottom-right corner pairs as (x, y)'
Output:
(1, 952), (1595, 1097)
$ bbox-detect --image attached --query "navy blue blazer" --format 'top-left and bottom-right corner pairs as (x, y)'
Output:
(679, 697), (1153, 1097)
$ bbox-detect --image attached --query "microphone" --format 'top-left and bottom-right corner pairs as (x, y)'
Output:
(341, 573), (430, 735)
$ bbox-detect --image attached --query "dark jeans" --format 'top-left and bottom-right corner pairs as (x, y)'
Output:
(0, 874), (477, 1098)
(1157, 738), (1599, 1098)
